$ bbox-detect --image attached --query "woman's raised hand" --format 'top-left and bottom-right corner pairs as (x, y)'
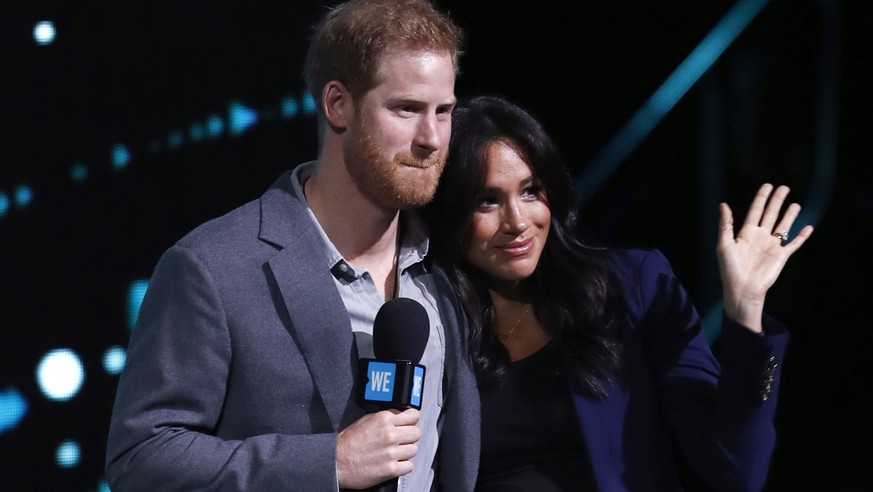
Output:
(716, 183), (814, 332)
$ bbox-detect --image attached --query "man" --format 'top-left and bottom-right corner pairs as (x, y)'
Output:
(105, 1), (479, 490)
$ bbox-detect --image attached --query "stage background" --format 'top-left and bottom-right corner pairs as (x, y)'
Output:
(1, 1), (870, 490)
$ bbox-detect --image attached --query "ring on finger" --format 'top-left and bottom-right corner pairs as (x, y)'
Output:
(772, 231), (789, 245)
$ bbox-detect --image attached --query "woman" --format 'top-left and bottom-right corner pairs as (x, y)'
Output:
(424, 95), (813, 491)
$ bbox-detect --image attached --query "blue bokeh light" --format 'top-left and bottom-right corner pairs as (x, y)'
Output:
(206, 114), (224, 138)
(301, 92), (317, 114)
(167, 130), (184, 149)
(0, 192), (9, 218)
(0, 387), (29, 434)
(281, 96), (299, 118)
(14, 185), (33, 208)
(56, 439), (81, 468)
(70, 163), (88, 183)
(36, 349), (85, 401)
(103, 346), (127, 375)
(34, 21), (57, 45)
(112, 144), (130, 170)
(229, 101), (258, 136)
(189, 123), (205, 142)
(128, 279), (149, 331)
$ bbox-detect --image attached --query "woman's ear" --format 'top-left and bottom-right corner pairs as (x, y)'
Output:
(322, 80), (352, 129)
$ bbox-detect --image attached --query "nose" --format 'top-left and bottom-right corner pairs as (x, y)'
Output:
(414, 114), (441, 154)
(502, 200), (528, 233)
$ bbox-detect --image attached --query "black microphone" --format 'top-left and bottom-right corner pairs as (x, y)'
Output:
(357, 297), (429, 410)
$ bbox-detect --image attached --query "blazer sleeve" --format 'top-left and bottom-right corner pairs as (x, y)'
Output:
(105, 245), (339, 492)
(625, 248), (788, 492)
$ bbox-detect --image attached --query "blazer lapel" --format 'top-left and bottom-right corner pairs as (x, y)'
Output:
(571, 381), (626, 492)
(259, 172), (357, 431)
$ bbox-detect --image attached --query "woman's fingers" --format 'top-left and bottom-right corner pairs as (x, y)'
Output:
(771, 202), (801, 243)
(782, 224), (815, 254)
(718, 202), (736, 244)
(758, 184), (791, 231)
(742, 183), (774, 229)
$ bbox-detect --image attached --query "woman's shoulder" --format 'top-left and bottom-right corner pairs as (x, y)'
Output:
(604, 247), (684, 313)
(606, 247), (674, 279)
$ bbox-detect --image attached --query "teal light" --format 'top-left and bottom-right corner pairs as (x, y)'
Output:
(70, 163), (88, 183)
(794, 0), (839, 234)
(0, 387), (28, 434)
(167, 130), (184, 149)
(229, 101), (259, 136)
(574, 0), (772, 208)
(0, 192), (10, 217)
(103, 346), (127, 375)
(56, 439), (81, 468)
(206, 114), (224, 138)
(189, 123), (206, 142)
(14, 185), (33, 208)
(281, 96), (299, 118)
(128, 279), (149, 331)
(112, 144), (130, 170)
(301, 92), (317, 114)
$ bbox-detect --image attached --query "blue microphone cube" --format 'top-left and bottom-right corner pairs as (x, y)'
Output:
(364, 361), (397, 403)
(358, 359), (426, 410)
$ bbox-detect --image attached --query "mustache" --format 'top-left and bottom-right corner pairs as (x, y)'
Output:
(394, 151), (446, 169)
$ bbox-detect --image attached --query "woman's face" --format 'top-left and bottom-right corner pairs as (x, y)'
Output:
(464, 140), (551, 291)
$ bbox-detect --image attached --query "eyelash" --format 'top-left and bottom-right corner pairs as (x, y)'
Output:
(475, 185), (543, 209)
(522, 185), (542, 197)
(396, 105), (453, 116)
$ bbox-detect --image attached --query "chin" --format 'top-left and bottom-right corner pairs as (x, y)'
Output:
(495, 268), (535, 284)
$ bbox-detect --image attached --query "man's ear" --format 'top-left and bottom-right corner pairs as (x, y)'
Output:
(322, 80), (352, 130)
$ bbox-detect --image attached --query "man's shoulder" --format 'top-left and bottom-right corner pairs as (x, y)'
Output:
(174, 170), (302, 257)
(178, 199), (261, 247)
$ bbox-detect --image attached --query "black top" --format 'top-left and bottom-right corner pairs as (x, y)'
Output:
(476, 342), (594, 491)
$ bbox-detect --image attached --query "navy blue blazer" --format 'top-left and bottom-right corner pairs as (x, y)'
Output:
(568, 248), (787, 491)
(105, 171), (480, 491)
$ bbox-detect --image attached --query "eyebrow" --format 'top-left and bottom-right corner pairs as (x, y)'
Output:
(385, 96), (457, 108)
(480, 175), (535, 193)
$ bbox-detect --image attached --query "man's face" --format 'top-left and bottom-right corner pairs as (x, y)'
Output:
(344, 49), (456, 211)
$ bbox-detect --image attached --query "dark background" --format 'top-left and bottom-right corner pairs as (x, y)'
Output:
(1, 0), (870, 490)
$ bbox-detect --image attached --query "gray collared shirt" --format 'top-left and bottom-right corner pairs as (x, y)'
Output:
(291, 163), (445, 491)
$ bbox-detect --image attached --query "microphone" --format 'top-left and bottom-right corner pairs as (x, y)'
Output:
(357, 297), (429, 410)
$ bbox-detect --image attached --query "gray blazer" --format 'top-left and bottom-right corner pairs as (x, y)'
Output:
(105, 171), (479, 491)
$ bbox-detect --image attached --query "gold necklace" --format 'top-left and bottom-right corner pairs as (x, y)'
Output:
(499, 305), (530, 339)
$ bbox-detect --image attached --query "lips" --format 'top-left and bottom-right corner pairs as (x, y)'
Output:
(497, 237), (534, 256)
(396, 151), (446, 170)
(401, 161), (432, 169)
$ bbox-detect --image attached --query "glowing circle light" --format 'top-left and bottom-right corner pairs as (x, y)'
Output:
(36, 349), (85, 401)
(34, 21), (57, 45)
(103, 346), (127, 375)
(56, 439), (81, 468)
(0, 387), (29, 433)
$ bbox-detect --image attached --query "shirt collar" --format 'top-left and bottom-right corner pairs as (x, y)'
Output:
(289, 162), (430, 280)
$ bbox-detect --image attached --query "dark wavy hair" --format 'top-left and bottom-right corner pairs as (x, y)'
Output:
(424, 95), (622, 399)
